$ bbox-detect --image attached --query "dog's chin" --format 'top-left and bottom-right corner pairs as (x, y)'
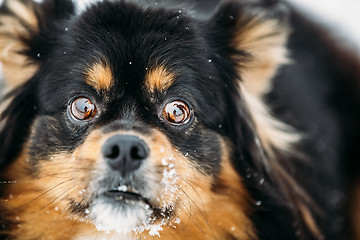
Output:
(89, 196), (153, 234)
(85, 164), (180, 234)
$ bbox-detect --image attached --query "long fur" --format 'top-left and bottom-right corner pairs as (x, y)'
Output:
(0, 0), (359, 239)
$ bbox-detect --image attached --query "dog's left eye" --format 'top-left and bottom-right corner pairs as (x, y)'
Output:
(70, 97), (97, 121)
(162, 100), (191, 125)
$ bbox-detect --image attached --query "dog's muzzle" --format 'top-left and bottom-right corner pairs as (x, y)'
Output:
(102, 135), (149, 178)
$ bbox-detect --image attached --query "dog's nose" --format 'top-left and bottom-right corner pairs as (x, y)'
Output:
(102, 135), (149, 177)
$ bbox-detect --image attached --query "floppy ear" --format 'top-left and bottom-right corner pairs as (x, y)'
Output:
(207, 1), (321, 237)
(206, 0), (295, 171)
(0, 0), (75, 168)
(0, 0), (74, 88)
(206, 1), (296, 162)
(208, 0), (289, 97)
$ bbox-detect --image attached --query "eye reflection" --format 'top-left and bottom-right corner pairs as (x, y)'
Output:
(70, 97), (97, 121)
(162, 100), (190, 125)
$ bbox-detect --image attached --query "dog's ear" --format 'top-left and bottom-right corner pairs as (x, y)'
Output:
(0, 0), (75, 88)
(0, 0), (75, 168)
(205, 0), (294, 173)
(207, 2), (321, 237)
(207, 0), (289, 97)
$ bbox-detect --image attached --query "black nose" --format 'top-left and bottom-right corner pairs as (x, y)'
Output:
(102, 135), (149, 177)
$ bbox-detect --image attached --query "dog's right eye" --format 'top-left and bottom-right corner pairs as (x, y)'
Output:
(162, 100), (191, 125)
(70, 97), (97, 121)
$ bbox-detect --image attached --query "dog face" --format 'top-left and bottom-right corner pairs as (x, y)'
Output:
(26, 5), (235, 232)
(0, 0), (313, 239)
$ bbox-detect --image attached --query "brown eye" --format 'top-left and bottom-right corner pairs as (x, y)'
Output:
(162, 100), (191, 125)
(70, 97), (97, 121)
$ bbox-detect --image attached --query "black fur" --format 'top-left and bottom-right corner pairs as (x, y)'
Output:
(0, 0), (358, 239)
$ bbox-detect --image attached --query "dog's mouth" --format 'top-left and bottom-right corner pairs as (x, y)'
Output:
(103, 185), (150, 204)
(84, 171), (180, 235)
(86, 161), (180, 234)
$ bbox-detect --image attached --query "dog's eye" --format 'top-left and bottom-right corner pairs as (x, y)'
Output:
(70, 97), (97, 121)
(162, 100), (191, 125)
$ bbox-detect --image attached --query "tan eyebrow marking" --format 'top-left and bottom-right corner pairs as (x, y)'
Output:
(85, 60), (113, 91)
(145, 65), (175, 92)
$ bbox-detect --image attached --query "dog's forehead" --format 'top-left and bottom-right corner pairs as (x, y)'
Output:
(82, 57), (176, 94)
(64, 1), (204, 94)
(40, 0), (226, 124)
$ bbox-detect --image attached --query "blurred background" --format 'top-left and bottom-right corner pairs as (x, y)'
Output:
(0, 0), (359, 68)
(288, 0), (360, 52)
(74, 0), (360, 52)
(0, 0), (357, 50)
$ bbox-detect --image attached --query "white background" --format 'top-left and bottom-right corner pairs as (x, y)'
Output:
(4, 0), (360, 50)
(288, 0), (360, 52)
(74, 0), (360, 52)
(0, 0), (359, 51)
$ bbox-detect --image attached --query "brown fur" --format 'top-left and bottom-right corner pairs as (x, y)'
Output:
(85, 60), (114, 92)
(1, 117), (256, 239)
(0, 2), (325, 239)
(136, 137), (256, 240)
(350, 183), (360, 240)
(145, 65), (175, 93)
(232, 14), (321, 238)
(0, 0), (39, 88)
(233, 15), (289, 97)
(1, 121), (91, 239)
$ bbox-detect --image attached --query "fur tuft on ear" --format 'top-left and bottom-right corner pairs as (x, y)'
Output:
(208, 0), (297, 172)
(0, 0), (74, 167)
(0, 0), (74, 88)
(208, 1), (322, 238)
(210, 0), (289, 97)
(0, 0), (38, 88)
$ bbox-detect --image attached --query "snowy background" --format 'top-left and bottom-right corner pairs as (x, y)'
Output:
(0, 0), (358, 50)
(288, 0), (360, 53)
(0, 0), (358, 69)
(74, 0), (360, 52)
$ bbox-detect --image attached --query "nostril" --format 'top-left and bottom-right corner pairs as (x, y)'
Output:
(130, 144), (148, 160)
(104, 145), (120, 159)
(102, 135), (149, 177)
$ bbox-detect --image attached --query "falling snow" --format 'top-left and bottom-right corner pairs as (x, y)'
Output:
(259, 178), (265, 185)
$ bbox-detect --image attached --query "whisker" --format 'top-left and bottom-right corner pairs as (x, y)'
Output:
(40, 185), (81, 218)
(0, 180), (18, 184)
(177, 176), (208, 211)
(38, 169), (91, 177)
(29, 184), (78, 214)
(177, 198), (194, 231)
(178, 197), (212, 235)
(95, 232), (101, 240)
(3, 169), (92, 184)
(14, 178), (75, 210)
(179, 187), (215, 238)
(177, 176), (209, 192)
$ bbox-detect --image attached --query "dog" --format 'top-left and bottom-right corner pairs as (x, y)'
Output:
(0, 0), (360, 239)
